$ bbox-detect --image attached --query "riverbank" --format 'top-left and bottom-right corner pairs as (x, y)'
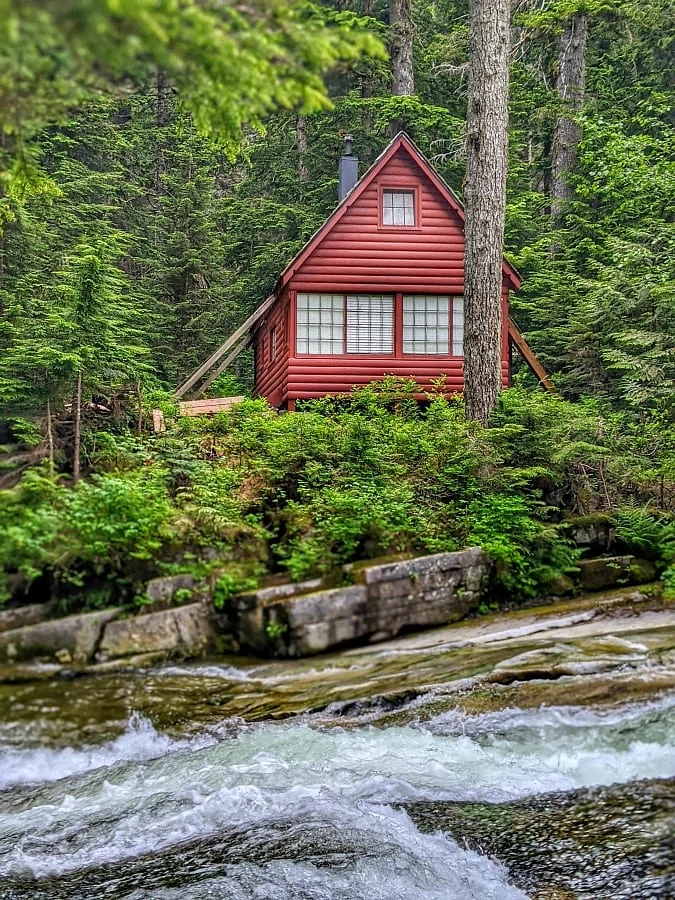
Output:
(1, 585), (672, 737)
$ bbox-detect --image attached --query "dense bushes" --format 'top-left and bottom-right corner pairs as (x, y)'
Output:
(1, 384), (673, 609)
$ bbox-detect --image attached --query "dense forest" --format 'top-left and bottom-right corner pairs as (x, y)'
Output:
(0, 0), (673, 609)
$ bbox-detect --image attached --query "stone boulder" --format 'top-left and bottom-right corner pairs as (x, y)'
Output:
(577, 556), (657, 592)
(97, 602), (215, 661)
(0, 608), (121, 664)
(0, 602), (57, 635)
(235, 548), (490, 657)
(564, 515), (615, 553)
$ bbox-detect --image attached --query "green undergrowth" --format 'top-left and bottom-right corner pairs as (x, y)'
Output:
(1, 383), (673, 610)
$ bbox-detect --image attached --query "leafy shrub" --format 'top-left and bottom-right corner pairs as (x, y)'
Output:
(2, 384), (673, 610)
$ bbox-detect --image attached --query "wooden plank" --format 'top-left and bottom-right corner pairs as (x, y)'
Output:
(508, 318), (556, 393)
(174, 294), (275, 399)
(178, 397), (245, 416)
(152, 409), (166, 433)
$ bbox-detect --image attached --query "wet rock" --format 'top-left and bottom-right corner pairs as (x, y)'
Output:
(577, 556), (656, 591)
(97, 603), (216, 660)
(405, 778), (675, 900)
(546, 574), (575, 596)
(0, 602), (57, 634)
(0, 609), (121, 664)
(0, 662), (64, 683)
(83, 651), (171, 674)
(145, 574), (196, 605)
(236, 548), (490, 657)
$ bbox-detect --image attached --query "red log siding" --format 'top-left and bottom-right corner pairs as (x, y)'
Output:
(254, 145), (511, 405)
(290, 151), (466, 293)
(254, 297), (288, 407)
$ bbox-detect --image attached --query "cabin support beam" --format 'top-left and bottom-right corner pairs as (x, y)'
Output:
(174, 293), (275, 399)
(508, 318), (556, 393)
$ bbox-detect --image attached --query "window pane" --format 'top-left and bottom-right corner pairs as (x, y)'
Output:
(382, 190), (415, 226)
(346, 295), (394, 353)
(403, 295), (450, 354)
(452, 296), (464, 356)
(296, 293), (344, 354)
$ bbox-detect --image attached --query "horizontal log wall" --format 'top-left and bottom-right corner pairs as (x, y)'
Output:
(290, 150), (467, 293)
(254, 297), (288, 407)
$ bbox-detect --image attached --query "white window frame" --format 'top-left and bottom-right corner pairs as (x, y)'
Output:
(402, 295), (449, 355)
(296, 293), (344, 355)
(296, 293), (394, 355)
(452, 296), (464, 357)
(382, 190), (415, 226)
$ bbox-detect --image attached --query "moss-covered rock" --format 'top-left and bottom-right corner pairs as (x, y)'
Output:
(577, 556), (656, 591)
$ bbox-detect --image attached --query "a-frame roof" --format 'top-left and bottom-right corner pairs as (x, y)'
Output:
(276, 131), (522, 292)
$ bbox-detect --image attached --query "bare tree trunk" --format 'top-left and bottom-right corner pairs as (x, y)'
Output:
(46, 399), (54, 473)
(390, 0), (414, 95)
(155, 68), (168, 197)
(463, 0), (510, 426)
(73, 372), (82, 484)
(0, 131), (4, 317)
(389, 0), (414, 136)
(296, 115), (309, 183)
(135, 380), (143, 434)
(551, 13), (587, 223)
(0, 229), (4, 319)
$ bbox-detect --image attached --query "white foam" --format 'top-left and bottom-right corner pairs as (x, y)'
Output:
(0, 711), (214, 789)
(124, 806), (526, 900)
(156, 663), (255, 681)
(0, 694), (672, 887)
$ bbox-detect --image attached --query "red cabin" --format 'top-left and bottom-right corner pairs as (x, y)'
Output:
(175, 133), (553, 411)
(252, 133), (520, 408)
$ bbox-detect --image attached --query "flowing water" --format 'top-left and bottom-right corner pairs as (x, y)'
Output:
(1, 683), (674, 898)
(1, 600), (674, 898)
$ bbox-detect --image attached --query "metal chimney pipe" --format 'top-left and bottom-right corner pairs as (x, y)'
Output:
(338, 134), (358, 201)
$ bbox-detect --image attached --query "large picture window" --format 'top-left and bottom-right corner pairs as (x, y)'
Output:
(382, 190), (415, 226)
(346, 295), (394, 353)
(296, 293), (463, 356)
(296, 293), (394, 354)
(403, 295), (449, 354)
(296, 293), (344, 354)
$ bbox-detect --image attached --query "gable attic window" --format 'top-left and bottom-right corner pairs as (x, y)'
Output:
(382, 190), (415, 226)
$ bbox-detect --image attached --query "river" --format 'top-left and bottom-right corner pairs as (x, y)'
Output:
(1, 593), (673, 899)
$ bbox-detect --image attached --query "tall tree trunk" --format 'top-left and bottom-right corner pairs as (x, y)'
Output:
(73, 371), (82, 484)
(46, 399), (54, 473)
(0, 228), (4, 319)
(296, 115), (309, 183)
(155, 68), (168, 197)
(551, 12), (588, 223)
(135, 380), (143, 434)
(389, 0), (414, 135)
(463, 0), (510, 426)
